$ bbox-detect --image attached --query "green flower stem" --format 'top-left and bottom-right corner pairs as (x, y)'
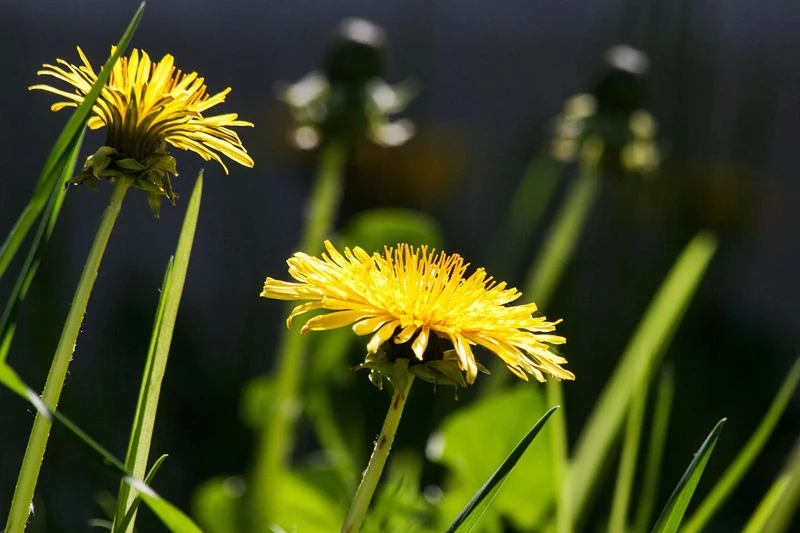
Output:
(250, 141), (347, 526)
(341, 366), (415, 533)
(5, 177), (132, 533)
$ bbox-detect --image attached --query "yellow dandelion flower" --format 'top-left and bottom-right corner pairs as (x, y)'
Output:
(31, 46), (254, 214)
(261, 241), (574, 385)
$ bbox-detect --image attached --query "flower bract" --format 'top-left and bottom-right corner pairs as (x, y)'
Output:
(261, 241), (573, 385)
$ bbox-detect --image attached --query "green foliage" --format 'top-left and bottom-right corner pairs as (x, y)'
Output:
(114, 174), (204, 532)
(650, 419), (726, 533)
(569, 231), (718, 525)
(441, 403), (559, 532)
(0, 362), (203, 533)
(338, 207), (444, 253)
(430, 386), (557, 531)
(0, 2), (145, 281)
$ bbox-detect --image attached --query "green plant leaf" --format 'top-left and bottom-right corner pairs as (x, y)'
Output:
(683, 357), (800, 533)
(114, 172), (203, 533)
(650, 418), (726, 533)
(0, 361), (204, 533)
(0, 2), (145, 280)
(338, 207), (444, 252)
(569, 232), (718, 525)
(0, 131), (83, 364)
(116, 454), (170, 533)
(442, 404), (559, 533)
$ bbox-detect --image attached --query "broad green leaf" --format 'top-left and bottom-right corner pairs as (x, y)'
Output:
(0, 361), (204, 533)
(431, 386), (556, 531)
(114, 173), (203, 533)
(683, 357), (800, 533)
(193, 476), (246, 533)
(338, 207), (444, 252)
(441, 403), (559, 533)
(569, 232), (718, 525)
(633, 366), (675, 533)
(0, 2), (145, 280)
(271, 472), (346, 532)
(650, 419), (726, 533)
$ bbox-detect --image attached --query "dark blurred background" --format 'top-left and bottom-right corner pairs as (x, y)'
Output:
(0, 0), (798, 531)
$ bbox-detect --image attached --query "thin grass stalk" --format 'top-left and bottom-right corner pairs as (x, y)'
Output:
(683, 358), (800, 533)
(250, 141), (347, 525)
(113, 175), (203, 533)
(632, 366), (674, 533)
(608, 379), (647, 533)
(5, 177), (132, 532)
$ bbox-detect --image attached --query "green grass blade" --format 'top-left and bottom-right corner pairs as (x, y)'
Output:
(0, 131), (84, 364)
(683, 357), (800, 533)
(569, 232), (717, 525)
(0, 362), (203, 533)
(633, 366), (675, 533)
(117, 454), (170, 533)
(608, 377), (648, 533)
(114, 173), (203, 533)
(650, 419), (726, 533)
(743, 436), (800, 533)
(0, 2), (145, 280)
(444, 406), (559, 533)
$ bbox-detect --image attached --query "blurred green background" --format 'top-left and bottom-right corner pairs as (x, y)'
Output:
(0, 0), (797, 531)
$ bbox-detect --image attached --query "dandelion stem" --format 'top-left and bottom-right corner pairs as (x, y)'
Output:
(5, 177), (132, 533)
(341, 365), (414, 533)
(250, 141), (347, 526)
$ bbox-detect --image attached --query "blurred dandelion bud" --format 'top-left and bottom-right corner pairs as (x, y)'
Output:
(31, 47), (254, 216)
(277, 18), (417, 151)
(550, 45), (660, 176)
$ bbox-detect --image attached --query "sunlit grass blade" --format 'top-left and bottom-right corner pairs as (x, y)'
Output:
(683, 357), (800, 533)
(743, 436), (800, 533)
(0, 131), (84, 364)
(0, 2), (145, 280)
(444, 406), (559, 533)
(569, 232), (718, 526)
(633, 366), (675, 533)
(0, 362), (203, 533)
(114, 174), (203, 533)
(650, 419), (726, 533)
(116, 454), (169, 533)
(608, 378), (647, 533)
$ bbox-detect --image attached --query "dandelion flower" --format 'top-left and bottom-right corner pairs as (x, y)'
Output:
(31, 46), (254, 214)
(261, 241), (573, 385)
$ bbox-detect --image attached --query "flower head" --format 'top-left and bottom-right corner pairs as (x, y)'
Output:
(261, 241), (573, 385)
(31, 46), (254, 214)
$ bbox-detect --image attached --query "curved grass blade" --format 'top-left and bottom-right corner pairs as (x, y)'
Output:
(444, 406), (559, 533)
(569, 232), (717, 526)
(0, 362), (203, 533)
(0, 131), (84, 364)
(743, 436), (800, 533)
(0, 1), (145, 280)
(114, 173), (203, 533)
(650, 418), (726, 533)
(683, 358), (800, 533)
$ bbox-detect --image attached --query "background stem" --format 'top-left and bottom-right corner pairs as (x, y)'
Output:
(250, 141), (347, 526)
(5, 177), (131, 533)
